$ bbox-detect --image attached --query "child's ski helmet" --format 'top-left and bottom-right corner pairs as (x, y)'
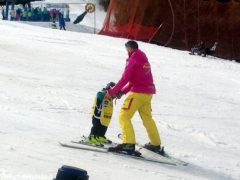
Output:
(106, 82), (116, 90)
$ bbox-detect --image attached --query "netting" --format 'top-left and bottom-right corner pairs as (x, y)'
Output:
(99, 0), (240, 60)
(99, 0), (163, 42)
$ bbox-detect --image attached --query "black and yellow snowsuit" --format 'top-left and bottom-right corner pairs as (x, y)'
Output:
(90, 90), (113, 137)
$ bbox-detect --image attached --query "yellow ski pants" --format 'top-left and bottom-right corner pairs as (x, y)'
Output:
(119, 92), (161, 146)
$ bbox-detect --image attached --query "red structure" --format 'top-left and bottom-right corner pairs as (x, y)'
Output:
(99, 0), (240, 60)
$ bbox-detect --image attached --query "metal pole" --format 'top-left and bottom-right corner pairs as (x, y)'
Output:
(5, 1), (9, 20)
(94, 5), (96, 34)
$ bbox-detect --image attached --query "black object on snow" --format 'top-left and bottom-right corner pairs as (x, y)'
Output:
(55, 165), (89, 180)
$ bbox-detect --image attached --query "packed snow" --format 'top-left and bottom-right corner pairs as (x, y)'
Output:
(0, 20), (240, 180)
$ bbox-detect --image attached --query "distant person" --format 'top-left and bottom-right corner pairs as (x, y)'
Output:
(59, 13), (66, 30)
(42, 7), (49, 21)
(10, 9), (16, 21)
(34, 7), (41, 21)
(190, 41), (205, 55)
(50, 9), (59, 23)
(33, 7), (38, 21)
(16, 8), (21, 21)
(51, 20), (57, 29)
(22, 9), (28, 21)
(202, 42), (218, 57)
(38, 7), (43, 21)
(1, 6), (5, 20)
(27, 9), (33, 21)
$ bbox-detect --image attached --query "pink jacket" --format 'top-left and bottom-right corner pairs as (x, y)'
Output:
(108, 49), (156, 96)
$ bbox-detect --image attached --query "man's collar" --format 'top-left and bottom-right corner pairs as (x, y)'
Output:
(128, 49), (138, 57)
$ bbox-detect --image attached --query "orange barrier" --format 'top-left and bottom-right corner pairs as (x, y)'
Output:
(99, 0), (240, 60)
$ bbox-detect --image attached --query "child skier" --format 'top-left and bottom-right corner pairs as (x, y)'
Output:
(84, 82), (118, 146)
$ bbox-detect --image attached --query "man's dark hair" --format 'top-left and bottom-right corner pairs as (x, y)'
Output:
(125, 40), (139, 49)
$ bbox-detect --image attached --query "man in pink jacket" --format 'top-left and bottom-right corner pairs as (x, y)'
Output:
(107, 41), (161, 154)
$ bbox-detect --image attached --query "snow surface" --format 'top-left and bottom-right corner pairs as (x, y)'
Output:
(19, 22), (96, 34)
(0, 20), (240, 180)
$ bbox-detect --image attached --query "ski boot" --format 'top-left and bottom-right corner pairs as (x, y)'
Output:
(108, 144), (141, 156)
(96, 136), (112, 144)
(84, 135), (103, 147)
(144, 143), (165, 155)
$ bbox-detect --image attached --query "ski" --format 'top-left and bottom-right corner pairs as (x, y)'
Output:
(137, 145), (188, 166)
(59, 141), (108, 153)
(59, 141), (177, 166)
(117, 134), (188, 166)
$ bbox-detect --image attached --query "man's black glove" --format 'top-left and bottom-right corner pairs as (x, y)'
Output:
(115, 91), (124, 99)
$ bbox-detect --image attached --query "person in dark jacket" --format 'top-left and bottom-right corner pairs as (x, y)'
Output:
(190, 41), (205, 55)
(1, 7), (5, 20)
(42, 7), (49, 22)
(59, 13), (66, 30)
(16, 8), (22, 21)
(202, 42), (218, 57)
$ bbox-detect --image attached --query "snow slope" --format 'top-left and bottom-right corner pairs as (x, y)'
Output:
(20, 22), (96, 34)
(0, 20), (240, 180)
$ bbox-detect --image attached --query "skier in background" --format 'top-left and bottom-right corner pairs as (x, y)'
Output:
(22, 8), (28, 21)
(51, 20), (57, 29)
(202, 42), (218, 57)
(59, 13), (66, 30)
(190, 41), (205, 55)
(83, 82), (120, 146)
(42, 7), (49, 22)
(106, 41), (162, 154)
(27, 9), (32, 21)
(16, 8), (22, 21)
(1, 6), (5, 20)
(10, 9), (16, 21)
(50, 9), (59, 23)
